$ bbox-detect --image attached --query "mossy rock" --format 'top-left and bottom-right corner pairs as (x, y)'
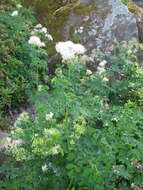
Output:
(128, 0), (143, 42)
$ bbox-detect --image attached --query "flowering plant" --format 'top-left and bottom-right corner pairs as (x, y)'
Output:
(1, 39), (143, 189)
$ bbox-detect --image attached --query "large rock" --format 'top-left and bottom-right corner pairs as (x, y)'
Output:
(63, 0), (138, 51)
(23, 0), (138, 52)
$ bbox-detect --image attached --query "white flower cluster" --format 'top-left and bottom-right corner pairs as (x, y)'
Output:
(48, 145), (60, 155)
(17, 4), (22, 9)
(11, 10), (18, 17)
(42, 164), (48, 172)
(28, 36), (45, 48)
(31, 24), (53, 41)
(45, 112), (54, 121)
(86, 69), (92, 76)
(97, 60), (109, 82)
(43, 128), (59, 140)
(75, 26), (84, 34)
(14, 112), (29, 127)
(112, 165), (119, 175)
(56, 41), (86, 60)
(42, 162), (60, 176)
(38, 85), (44, 92)
(11, 3), (22, 16)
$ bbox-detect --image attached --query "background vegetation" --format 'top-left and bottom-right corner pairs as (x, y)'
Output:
(0, 0), (143, 190)
(0, 0), (48, 128)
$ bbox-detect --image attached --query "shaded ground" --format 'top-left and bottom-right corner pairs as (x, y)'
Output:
(0, 131), (9, 149)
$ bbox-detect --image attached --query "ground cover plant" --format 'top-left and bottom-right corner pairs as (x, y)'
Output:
(0, 0), (48, 128)
(0, 39), (143, 190)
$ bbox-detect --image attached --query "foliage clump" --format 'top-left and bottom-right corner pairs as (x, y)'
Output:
(1, 38), (143, 189)
(0, 0), (48, 127)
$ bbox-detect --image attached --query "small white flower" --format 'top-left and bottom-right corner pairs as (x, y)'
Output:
(97, 67), (106, 74)
(46, 112), (54, 121)
(74, 29), (78, 34)
(11, 131), (15, 135)
(83, 16), (89, 22)
(16, 4), (22, 9)
(56, 41), (86, 60)
(41, 27), (48, 34)
(38, 85), (43, 92)
(31, 28), (39, 35)
(11, 10), (18, 17)
(103, 77), (109, 82)
(78, 26), (84, 34)
(127, 49), (132, 55)
(42, 164), (48, 173)
(131, 183), (135, 188)
(50, 145), (60, 155)
(28, 36), (45, 47)
(45, 34), (53, 41)
(86, 69), (92, 76)
(43, 128), (47, 135)
(80, 26), (84, 30)
(75, 26), (84, 34)
(14, 112), (29, 127)
(99, 60), (107, 67)
(35, 24), (42, 29)
(30, 31), (35, 35)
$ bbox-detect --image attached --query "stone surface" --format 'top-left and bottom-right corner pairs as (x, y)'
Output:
(64, 0), (138, 51)
(0, 131), (9, 148)
(128, 0), (143, 42)
(23, 0), (138, 52)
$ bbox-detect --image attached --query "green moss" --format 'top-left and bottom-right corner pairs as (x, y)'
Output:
(73, 3), (96, 15)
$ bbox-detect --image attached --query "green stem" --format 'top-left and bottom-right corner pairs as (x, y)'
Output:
(61, 89), (69, 150)
(65, 109), (70, 151)
(36, 62), (39, 90)
(68, 63), (71, 80)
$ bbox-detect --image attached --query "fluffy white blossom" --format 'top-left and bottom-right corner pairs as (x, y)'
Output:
(14, 112), (29, 127)
(11, 131), (15, 135)
(75, 26), (84, 34)
(35, 24), (42, 29)
(99, 60), (107, 67)
(45, 34), (53, 41)
(46, 112), (54, 121)
(103, 77), (109, 82)
(41, 27), (47, 34)
(56, 41), (86, 60)
(11, 10), (18, 16)
(86, 69), (92, 76)
(31, 24), (53, 41)
(50, 145), (60, 155)
(42, 164), (48, 173)
(16, 4), (22, 9)
(97, 60), (108, 80)
(131, 183), (135, 188)
(38, 85), (44, 92)
(28, 36), (45, 47)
